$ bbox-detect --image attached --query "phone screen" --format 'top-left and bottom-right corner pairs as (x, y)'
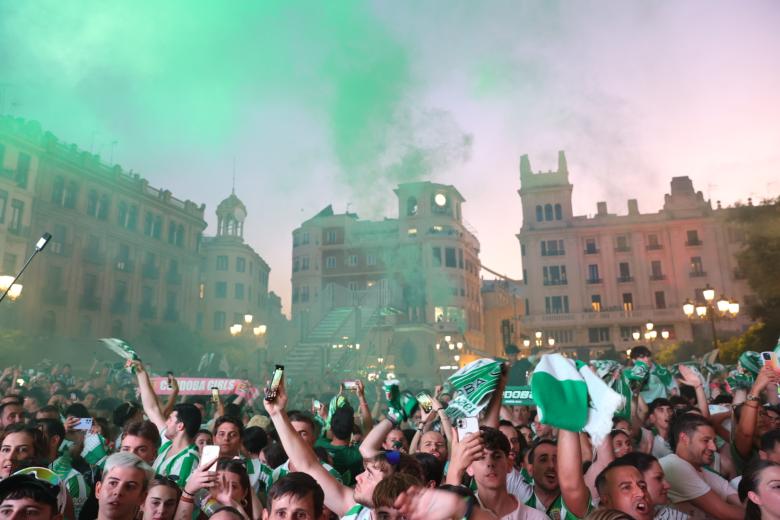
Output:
(416, 392), (434, 413)
(762, 352), (779, 371)
(265, 365), (284, 401)
(343, 380), (357, 390)
(211, 387), (220, 403)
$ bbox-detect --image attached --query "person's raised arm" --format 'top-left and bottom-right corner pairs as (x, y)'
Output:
(131, 360), (166, 430)
(355, 380), (374, 433)
(264, 376), (355, 517)
(359, 417), (395, 458)
(584, 433), (614, 502)
(161, 376), (180, 418)
(678, 365), (709, 418)
(557, 429), (590, 519)
(482, 364), (508, 429)
(735, 366), (778, 459)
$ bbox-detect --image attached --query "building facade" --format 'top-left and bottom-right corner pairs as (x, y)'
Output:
(288, 181), (484, 378)
(517, 151), (753, 358)
(0, 116), (207, 339)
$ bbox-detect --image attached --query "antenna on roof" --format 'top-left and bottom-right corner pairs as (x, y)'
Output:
(232, 156), (236, 195)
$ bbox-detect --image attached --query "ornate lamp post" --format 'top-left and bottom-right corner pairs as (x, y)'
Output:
(682, 284), (739, 350)
(230, 313), (268, 376)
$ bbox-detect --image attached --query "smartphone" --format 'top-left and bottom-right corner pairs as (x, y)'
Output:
(343, 380), (358, 391)
(312, 399), (322, 412)
(200, 445), (220, 469)
(416, 391), (434, 413)
(74, 418), (93, 431)
(265, 365), (284, 401)
(456, 417), (479, 439)
(761, 352), (779, 371)
(15, 378), (24, 387)
(211, 387), (220, 403)
(167, 371), (174, 390)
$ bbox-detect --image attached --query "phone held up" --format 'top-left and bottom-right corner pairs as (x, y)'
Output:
(761, 351), (780, 372)
(342, 380), (358, 391)
(167, 371), (174, 390)
(416, 391), (434, 413)
(456, 416), (479, 440)
(211, 387), (220, 404)
(264, 365), (285, 402)
(73, 418), (93, 431)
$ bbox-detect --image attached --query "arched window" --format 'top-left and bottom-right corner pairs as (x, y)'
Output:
(554, 203), (562, 220)
(544, 204), (553, 221)
(535, 205), (543, 222)
(407, 196), (418, 216)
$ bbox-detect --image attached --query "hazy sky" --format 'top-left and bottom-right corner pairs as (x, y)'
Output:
(2, 1), (778, 316)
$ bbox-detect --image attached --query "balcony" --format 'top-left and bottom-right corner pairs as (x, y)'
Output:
(79, 295), (101, 311)
(614, 245), (631, 253)
(163, 308), (179, 322)
(649, 274), (666, 281)
(689, 270), (707, 278)
(586, 278), (603, 284)
(617, 276), (634, 283)
(83, 248), (105, 265)
(142, 264), (159, 280)
(543, 279), (568, 286)
(646, 244), (663, 251)
(41, 288), (67, 306)
(110, 300), (130, 315)
(584, 248), (600, 255)
(686, 239), (703, 246)
(541, 250), (565, 257)
(165, 271), (182, 285)
(139, 304), (157, 320)
(115, 259), (135, 274)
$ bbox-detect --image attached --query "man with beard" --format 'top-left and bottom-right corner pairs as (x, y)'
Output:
(95, 452), (153, 520)
(521, 440), (563, 516)
(132, 361), (201, 487)
(659, 414), (742, 520)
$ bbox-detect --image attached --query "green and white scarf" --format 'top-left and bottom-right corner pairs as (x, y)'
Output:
(445, 358), (503, 420)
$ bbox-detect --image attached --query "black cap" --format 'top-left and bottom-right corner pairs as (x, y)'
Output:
(0, 474), (59, 509)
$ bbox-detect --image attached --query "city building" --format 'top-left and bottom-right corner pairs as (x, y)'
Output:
(0, 116), (207, 340)
(197, 191), (271, 341)
(481, 279), (524, 358)
(516, 151), (753, 358)
(287, 181), (484, 379)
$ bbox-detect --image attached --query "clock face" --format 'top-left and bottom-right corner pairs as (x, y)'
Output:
(434, 193), (447, 207)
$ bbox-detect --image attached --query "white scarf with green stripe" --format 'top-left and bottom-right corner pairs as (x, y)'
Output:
(445, 358), (503, 419)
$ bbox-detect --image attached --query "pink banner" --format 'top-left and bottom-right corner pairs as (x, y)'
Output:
(151, 377), (249, 396)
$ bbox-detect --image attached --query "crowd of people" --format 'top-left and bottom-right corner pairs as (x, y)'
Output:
(1, 344), (779, 520)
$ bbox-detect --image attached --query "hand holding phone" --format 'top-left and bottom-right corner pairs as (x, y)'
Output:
(167, 371), (174, 390)
(73, 418), (94, 431)
(456, 416), (479, 440)
(211, 387), (220, 404)
(761, 352), (780, 372)
(200, 445), (220, 469)
(264, 365), (285, 402)
(343, 380), (358, 391)
(416, 391), (434, 413)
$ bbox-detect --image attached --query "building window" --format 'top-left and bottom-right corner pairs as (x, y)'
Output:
(591, 294), (602, 312)
(544, 295), (569, 314)
(302, 231), (310, 245)
(458, 249), (464, 269)
(541, 239), (565, 256)
(615, 235), (630, 252)
(325, 230), (337, 244)
(300, 286), (309, 302)
(301, 256), (310, 270)
(585, 238), (598, 254)
(432, 247), (442, 267)
(622, 293), (634, 311)
(348, 281), (359, 292)
(214, 311), (226, 331)
(620, 326), (641, 341)
(292, 257), (300, 272)
(587, 264), (600, 283)
(651, 260), (664, 279)
(554, 203), (562, 220)
(86, 190), (98, 217)
(348, 255), (358, 267)
(199, 283), (205, 300)
(544, 204), (553, 221)
(588, 327), (610, 343)
(618, 262), (632, 282)
(52, 177), (65, 205)
(0, 189), (7, 223)
(690, 256), (705, 277)
(367, 254), (376, 266)
(144, 212), (153, 236)
(64, 182), (78, 209)
(543, 265), (567, 285)
(521, 244), (526, 257)
(9, 200), (23, 234)
(236, 257), (246, 272)
(407, 228), (417, 237)
(686, 230), (701, 246)
(325, 256), (336, 269)
(647, 234), (661, 249)
(215, 282), (227, 298)
(15, 153), (30, 189)
(97, 194), (110, 220)
(235, 283), (244, 300)
(445, 248), (457, 268)
(153, 216), (162, 239)
(216, 255), (228, 271)
(655, 291), (666, 309)
(407, 196), (418, 216)
(535, 205), (543, 222)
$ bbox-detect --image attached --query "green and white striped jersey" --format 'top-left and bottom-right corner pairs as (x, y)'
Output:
(50, 454), (90, 517)
(269, 459), (343, 488)
(153, 441), (200, 487)
(340, 504), (372, 520)
(524, 491), (592, 520)
(245, 458), (274, 493)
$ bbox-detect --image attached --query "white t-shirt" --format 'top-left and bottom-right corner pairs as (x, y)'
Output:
(659, 454), (736, 520)
(507, 467), (534, 503)
(477, 494), (548, 520)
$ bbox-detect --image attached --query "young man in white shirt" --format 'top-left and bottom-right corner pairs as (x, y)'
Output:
(659, 413), (743, 520)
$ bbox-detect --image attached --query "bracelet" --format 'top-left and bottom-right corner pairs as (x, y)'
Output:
(180, 495), (194, 504)
(181, 490), (194, 497)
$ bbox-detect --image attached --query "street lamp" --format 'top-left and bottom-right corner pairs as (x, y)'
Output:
(0, 276), (22, 301)
(682, 284), (739, 350)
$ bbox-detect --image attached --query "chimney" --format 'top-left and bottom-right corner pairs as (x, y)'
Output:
(557, 150), (568, 174)
(520, 155), (532, 177)
(597, 201), (608, 216)
(627, 199), (639, 215)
